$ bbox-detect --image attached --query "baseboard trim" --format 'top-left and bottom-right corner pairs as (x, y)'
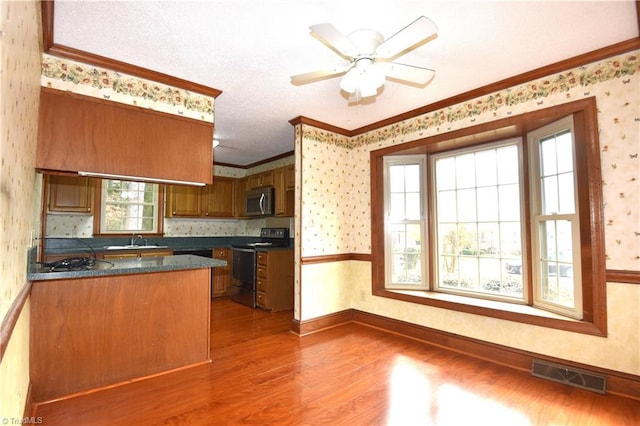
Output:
(292, 308), (640, 400)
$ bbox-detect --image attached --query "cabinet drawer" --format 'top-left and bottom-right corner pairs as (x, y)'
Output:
(257, 265), (268, 279)
(257, 252), (268, 266)
(256, 278), (266, 292)
(256, 291), (266, 308)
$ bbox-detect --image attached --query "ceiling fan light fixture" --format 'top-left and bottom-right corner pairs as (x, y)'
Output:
(339, 67), (360, 94)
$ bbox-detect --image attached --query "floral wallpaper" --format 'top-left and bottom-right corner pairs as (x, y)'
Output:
(41, 54), (215, 122)
(0, 0), (42, 420)
(299, 50), (640, 271)
(296, 49), (640, 375)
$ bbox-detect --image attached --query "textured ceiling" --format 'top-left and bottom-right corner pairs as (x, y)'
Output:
(52, 1), (638, 166)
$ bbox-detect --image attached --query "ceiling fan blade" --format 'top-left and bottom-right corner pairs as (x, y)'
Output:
(376, 16), (438, 60)
(378, 62), (435, 86)
(290, 66), (349, 85)
(309, 23), (358, 58)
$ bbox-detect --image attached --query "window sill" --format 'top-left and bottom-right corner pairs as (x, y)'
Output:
(373, 288), (606, 337)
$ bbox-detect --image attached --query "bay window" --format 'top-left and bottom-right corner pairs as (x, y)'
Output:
(371, 99), (606, 335)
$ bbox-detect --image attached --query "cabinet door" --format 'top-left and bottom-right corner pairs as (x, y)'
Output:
(249, 170), (274, 189)
(212, 248), (230, 297)
(165, 184), (203, 217)
(233, 178), (248, 218)
(285, 164), (295, 190)
(273, 168), (286, 216)
(203, 177), (234, 217)
(47, 175), (94, 214)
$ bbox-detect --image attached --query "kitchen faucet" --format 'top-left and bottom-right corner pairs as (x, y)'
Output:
(131, 234), (143, 246)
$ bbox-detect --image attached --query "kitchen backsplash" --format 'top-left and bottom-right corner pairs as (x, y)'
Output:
(46, 214), (292, 238)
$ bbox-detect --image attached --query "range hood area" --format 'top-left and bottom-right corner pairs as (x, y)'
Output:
(36, 88), (214, 185)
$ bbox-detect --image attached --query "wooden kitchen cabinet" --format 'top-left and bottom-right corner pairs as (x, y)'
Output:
(37, 88), (213, 184)
(165, 184), (203, 217)
(166, 178), (234, 218)
(285, 164), (295, 190)
(212, 248), (230, 297)
(256, 249), (293, 312)
(101, 249), (173, 260)
(248, 170), (274, 189)
(203, 177), (234, 217)
(233, 178), (248, 218)
(273, 168), (294, 217)
(46, 174), (94, 214)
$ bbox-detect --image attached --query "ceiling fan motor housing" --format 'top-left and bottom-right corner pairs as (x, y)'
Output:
(347, 29), (384, 55)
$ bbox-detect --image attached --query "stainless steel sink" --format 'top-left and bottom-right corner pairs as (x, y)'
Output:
(104, 245), (169, 250)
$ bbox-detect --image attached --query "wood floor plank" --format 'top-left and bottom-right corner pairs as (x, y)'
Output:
(33, 298), (640, 425)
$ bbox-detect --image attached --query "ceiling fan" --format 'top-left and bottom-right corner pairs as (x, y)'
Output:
(290, 16), (438, 101)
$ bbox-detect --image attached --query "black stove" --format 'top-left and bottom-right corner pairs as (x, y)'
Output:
(233, 227), (290, 249)
(230, 227), (290, 308)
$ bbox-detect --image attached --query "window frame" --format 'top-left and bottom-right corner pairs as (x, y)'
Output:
(93, 179), (165, 237)
(429, 138), (529, 305)
(370, 98), (606, 336)
(383, 155), (429, 290)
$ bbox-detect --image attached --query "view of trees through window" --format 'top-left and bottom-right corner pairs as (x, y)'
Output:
(102, 180), (158, 233)
(433, 142), (524, 300)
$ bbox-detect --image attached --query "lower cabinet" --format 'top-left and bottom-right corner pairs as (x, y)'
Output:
(101, 249), (173, 260)
(256, 249), (293, 312)
(212, 248), (230, 297)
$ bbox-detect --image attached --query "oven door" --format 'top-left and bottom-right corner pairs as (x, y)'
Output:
(232, 247), (256, 283)
(231, 247), (257, 308)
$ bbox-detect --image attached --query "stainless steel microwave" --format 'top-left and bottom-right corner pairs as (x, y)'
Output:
(245, 187), (274, 216)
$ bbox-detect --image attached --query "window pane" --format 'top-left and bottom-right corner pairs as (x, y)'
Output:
(555, 131), (573, 173)
(102, 180), (158, 233)
(437, 190), (457, 222)
(405, 164), (421, 193)
(436, 157), (456, 190)
(496, 145), (519, 184)
(389, 193), (406, 220)
(558, 172), (575, 214)
(456, 154), (476, 188)
(538, 220), (575, 307)
(475, 149), (497, 187)
(406, 192), (421, 220)
(540, 136), (558, 176)
(390, 223), (422, 284)
(477, 187), (498, 221)
(389, 164), (421, 220)
(434, 141), (524, 301)
(389, 166), (405, 193)
(498, 184), (520, 221)
(542, 175), (559, 214)
(457, 189), (477, 222)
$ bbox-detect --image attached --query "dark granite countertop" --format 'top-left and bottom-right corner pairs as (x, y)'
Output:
(29, 254), (226, 281)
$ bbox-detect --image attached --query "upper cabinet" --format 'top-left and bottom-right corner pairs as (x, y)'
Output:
(46, 174), (94, 214)
(202, 177), (234, 218)
(36, 88), (214, 184)
(248, 170), (274, 189)
(165, 177), (234, 218)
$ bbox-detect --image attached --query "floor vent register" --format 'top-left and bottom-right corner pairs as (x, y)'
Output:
(531, 359), (606, 394)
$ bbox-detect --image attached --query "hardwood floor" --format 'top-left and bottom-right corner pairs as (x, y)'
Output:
(32, 299), (639, 425)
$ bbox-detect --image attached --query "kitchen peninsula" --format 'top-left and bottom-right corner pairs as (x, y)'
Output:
(28, 254), (224, 402)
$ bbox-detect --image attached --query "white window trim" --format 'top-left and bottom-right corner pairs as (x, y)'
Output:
(528, 116), (583, 319)
(430, 138), (529, 305)
(99, 180), (160, 234)
(383, 155), (429, 290)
